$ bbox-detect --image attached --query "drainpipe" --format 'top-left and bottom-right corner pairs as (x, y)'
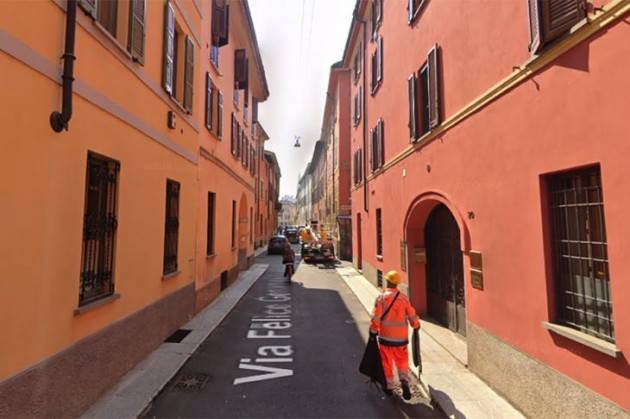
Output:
(50, 0), (77, 132)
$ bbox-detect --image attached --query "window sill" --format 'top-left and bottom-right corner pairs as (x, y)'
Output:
(206, 253), (216, 259)
(162, 270), (181, 281)
(542, 321), (621, 358)
(376, 255), (383, 261)
(74, 293), (120, 316)
(168, 95), (191, 115)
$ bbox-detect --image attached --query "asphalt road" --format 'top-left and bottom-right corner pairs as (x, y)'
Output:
(144, 248), (443, 418)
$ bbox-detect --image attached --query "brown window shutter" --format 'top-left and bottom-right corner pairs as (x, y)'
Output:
(217, 92), (223, 138)
(79, 0), (97, 18)
(163, 1), (175, 95)
(369, 128), (375, 172)
(541, 0), (586, 44)
(205, 73), (213, 130)
(377, 0), (382, 25)
(183, 36), (194, 112)
(371, 51), (376, 91)
(221, 5), (230, 46)
(128, 0), (146, 64)
(528, 0), (542, 53)
(427, 45), (440, 129)
(377, 37), (383, 84)
(407, 0), (414, 23)
(377, 119), (384, 167)
(358, 86), (362, 121)
(408, 74), (418, 140)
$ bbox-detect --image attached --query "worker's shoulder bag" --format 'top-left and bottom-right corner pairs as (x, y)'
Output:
(358, 291), (400, 389)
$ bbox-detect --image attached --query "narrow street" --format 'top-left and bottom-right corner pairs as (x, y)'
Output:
(143, 248), (443, 418)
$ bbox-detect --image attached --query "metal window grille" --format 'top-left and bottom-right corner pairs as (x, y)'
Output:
(79, 153), (120, 306)
(549, 167), (614, 342)
(376, 208), (383, 256)
(163, 180), (180, 275)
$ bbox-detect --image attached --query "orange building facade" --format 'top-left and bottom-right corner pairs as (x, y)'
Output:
(343, 0), (630, 415)
(0, 0), (277, 416)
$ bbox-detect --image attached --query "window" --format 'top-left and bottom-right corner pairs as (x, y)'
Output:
(231, 200), (237, 249)
(376, 208), (383, 256)
(163, 2), (194, 111)
(234, 49), (249, 91)
(79, 0), (146, 63)
(252, 98), (259, 123)
(163, 179), (180, 275)
(210, 44), (220, 67)
(528, 0), (586, 54)
(408, 45), (440, 141)
(371, 36), (383, 94)
(353, 86), (362, 126)
(250, 207), (254, 244)
(79, 152), (120, 306)
(371, 119), (384, 172)
(211, 0), (229, 47)
(353, 44), (362, 83)
(207, 192), (216, 256)
(377, 269), (383, 288)
(408, 0), (427, 24)
(548, 166), (614, 343)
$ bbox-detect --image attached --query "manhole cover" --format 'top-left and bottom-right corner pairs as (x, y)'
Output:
(173, 373), (209, 391)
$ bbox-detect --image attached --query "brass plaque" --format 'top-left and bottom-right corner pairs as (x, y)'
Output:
(471, 269), (484, 290)
(470, 251), (482, 270)
(414, 247), (426, 263)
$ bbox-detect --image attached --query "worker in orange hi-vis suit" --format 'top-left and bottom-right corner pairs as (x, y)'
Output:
(369, 270), (420, 400)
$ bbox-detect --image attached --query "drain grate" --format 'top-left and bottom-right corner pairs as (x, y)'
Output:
(165, 328), (192, 343)
(172, 373), (209, 392)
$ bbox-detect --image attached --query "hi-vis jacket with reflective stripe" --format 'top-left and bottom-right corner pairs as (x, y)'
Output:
(370, 289), (420, 346)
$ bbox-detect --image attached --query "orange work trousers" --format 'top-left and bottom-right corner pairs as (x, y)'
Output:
(379, 345), (410, 389)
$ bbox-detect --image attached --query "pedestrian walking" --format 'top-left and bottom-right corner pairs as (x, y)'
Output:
(369, 270), (420, 400)
(282, 241), (295, 281)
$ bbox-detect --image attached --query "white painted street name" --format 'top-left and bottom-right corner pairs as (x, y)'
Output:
(234, 277), (294, 385)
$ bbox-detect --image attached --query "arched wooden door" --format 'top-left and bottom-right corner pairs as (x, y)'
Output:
(424, 204), (466, 337)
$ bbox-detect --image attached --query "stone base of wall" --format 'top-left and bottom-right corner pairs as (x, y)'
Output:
(195, 278), (221, 313)
(467, 322), (628, 418)
(0, 283), (195, 418)
(362, 261), (378, 288)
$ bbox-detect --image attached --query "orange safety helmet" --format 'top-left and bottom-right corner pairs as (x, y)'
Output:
(384, 270), (401, 285)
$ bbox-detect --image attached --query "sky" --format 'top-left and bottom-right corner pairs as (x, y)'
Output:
(249, 0), (356, 198)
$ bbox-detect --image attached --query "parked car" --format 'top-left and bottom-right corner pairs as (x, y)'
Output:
(267, 235), (288, 255)
(284, 227), (299, 244)
(301, 240), (335, 264)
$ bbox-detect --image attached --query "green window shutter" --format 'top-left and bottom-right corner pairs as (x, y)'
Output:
(128, 0), (146, 64)
(183, 36), (194, 112)
(163, 1), (175, 94)
(427, 44), (440, 129)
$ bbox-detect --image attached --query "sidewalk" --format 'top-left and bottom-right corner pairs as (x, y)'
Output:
(337, 265), (525, 419)
(82, 263), (269, 419)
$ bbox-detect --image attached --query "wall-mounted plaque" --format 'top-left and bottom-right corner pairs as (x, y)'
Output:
(414, 247), (426, 263)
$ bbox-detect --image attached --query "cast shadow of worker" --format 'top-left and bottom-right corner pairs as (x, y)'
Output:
(428, 385), (466, 419)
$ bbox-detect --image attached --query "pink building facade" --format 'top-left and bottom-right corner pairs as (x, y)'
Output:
(344, 0), (630, 415)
